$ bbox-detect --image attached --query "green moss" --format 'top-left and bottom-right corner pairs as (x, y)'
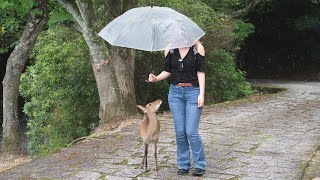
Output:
(299, 143), (320, 180)
(99, 174), (106, 180)
(228, 176), (240, 180)
(114, 159), (128, 165)
(249, 146), (259, 154)
(113, 132), (122, 140)
(131, 152), (142, 158)
(252, 85), (287, 94)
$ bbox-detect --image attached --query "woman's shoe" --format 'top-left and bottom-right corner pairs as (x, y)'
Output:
(177, 169), (189, 175)
(192, 168), (205, 176)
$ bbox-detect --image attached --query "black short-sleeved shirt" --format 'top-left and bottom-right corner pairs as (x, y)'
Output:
(163, 46), (206, 87)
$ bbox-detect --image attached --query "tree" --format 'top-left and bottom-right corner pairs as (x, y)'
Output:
(236, 0), (320, 78)
(57, 0), (138, 123)
(20, 26), (100, 155)
(1, 0), (48, 154)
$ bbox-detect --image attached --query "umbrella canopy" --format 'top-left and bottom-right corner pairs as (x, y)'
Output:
(98, 6), (205, 51)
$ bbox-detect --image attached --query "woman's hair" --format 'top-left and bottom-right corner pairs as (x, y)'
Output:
(194, 40), (202, 47)
(193, 40), (203, 50)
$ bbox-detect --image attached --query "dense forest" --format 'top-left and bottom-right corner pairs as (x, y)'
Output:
(238, 0), (320, 79)
(1, 0), (319, 155)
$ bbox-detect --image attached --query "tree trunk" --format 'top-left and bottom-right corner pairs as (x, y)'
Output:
(82, 29), (137, 123)
(2, 15), (47, 154)
(104, 0), (138, 118)
(59, 0), (138, 123)
(81, 27), (124, 122)
(110, 47), (137, 117)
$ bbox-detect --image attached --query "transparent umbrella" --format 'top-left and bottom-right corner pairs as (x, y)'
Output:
(98, 6), (205, 52)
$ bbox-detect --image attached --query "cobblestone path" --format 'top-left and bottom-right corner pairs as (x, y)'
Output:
(0, 80), (320, 180)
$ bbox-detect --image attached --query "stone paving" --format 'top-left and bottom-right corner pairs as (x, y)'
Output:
(0, 80), (320, 180)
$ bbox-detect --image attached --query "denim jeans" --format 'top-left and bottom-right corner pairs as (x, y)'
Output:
(168, 84), (206, 170)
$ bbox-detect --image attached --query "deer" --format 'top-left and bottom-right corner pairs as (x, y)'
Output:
(137, 99), (162, 175)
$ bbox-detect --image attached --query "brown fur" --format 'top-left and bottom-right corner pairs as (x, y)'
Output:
(137, 99), (162, 175)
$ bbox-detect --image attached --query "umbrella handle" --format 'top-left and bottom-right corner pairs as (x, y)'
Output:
(145, 65), (154, 83)
(150, 65), (155, 74)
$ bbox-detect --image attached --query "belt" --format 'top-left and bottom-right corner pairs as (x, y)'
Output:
(176, 83), (193, 87)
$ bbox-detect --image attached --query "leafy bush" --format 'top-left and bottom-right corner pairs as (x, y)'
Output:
(206, 49), (253, 103)
(20, 26), (99, 155)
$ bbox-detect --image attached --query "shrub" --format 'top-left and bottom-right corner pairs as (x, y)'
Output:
(206, 49), (253, 103)
(20, 26), (99, 155)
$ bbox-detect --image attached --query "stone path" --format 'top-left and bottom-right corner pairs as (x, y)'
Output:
(0, 80), (320, 180)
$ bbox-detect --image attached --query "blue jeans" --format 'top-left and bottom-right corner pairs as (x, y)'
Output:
(168, 84), (206, 170)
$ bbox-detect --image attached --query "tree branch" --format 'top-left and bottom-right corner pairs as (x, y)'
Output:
(75, 0), (95, 28)
(57, 0), (83, 28)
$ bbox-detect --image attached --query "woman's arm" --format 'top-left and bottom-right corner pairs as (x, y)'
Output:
(196, 42), (206, 107)
(148, 71), (171, 82)
(148, 49), (171, 82)
(197, 71), (205, 107)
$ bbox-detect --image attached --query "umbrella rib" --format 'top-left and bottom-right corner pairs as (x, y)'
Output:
(100, 6), (206, 51)
(177, 25), (190, 47)
(112, 8), (151, 48)
(151, 7), (154, 51)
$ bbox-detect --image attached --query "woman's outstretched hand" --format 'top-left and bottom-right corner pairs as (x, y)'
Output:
(148, 73), (157, 82)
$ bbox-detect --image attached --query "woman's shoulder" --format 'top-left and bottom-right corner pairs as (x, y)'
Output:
(195, 42), (205, 56)
(164, 48), (176, 57)
(164, 49), (170, 57)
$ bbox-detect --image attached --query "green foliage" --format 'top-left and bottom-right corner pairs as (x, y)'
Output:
(206, 49), (253, 103)
(20, 26), (99, 155)
(0, 0), (37, 17)
(291, 1), (320, 31)
(292, 3), (320, 66)
(202, 0), (249, 11)
(233, 21), (255, 42)
(0, 0), (50, 53)
(238, 0), (320, 77)
(0, 0), (29, 53)
(293, 15), (320, 31)
(141, 0), (220, 29)
(47, 2), (74, 27)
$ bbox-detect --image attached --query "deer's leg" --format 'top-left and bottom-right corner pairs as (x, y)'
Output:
(140, 143), (145, 169)
(142, 143), (148, 172)
(154, 142), (158, 174)
(140, 143), (147, 169)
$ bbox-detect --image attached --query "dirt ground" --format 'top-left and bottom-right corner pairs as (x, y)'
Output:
(0, 154), (31, 172)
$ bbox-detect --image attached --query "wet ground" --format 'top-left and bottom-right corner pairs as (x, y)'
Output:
(0, 80), (320, 180)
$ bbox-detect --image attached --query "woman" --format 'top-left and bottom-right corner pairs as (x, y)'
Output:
(148, 41), (206, 176)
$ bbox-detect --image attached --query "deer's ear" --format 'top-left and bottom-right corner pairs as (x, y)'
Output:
(137, 105), (146, 113)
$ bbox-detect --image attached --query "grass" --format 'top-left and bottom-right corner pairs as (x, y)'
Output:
(251, 85), (287, 94)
